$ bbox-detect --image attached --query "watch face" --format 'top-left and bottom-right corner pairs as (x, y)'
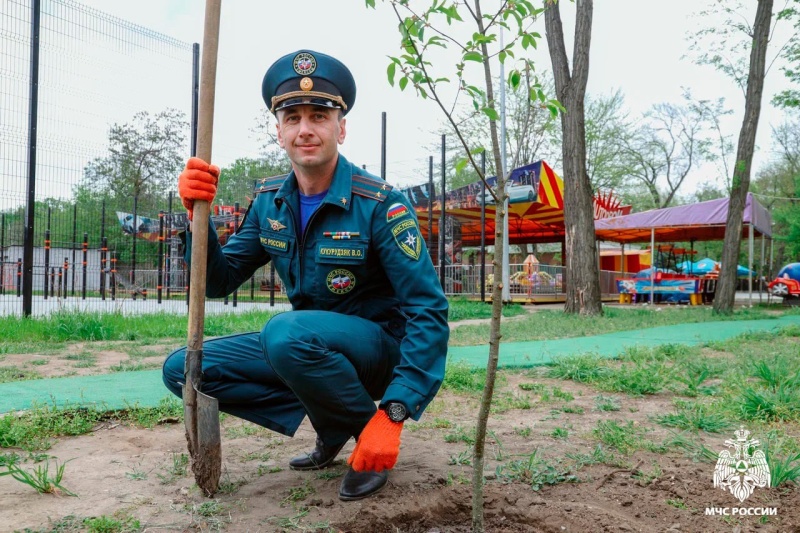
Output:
(387, 403), (407, 422)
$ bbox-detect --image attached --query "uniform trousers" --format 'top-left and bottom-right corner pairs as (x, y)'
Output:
(162, 310), (402, 447)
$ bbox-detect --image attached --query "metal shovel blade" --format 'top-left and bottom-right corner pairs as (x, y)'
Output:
(184, 370), (221, 495)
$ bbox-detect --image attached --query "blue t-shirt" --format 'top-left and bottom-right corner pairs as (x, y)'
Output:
(298, 190), (327, 236)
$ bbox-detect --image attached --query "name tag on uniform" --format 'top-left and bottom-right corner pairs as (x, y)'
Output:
(317, 242), (367, 264)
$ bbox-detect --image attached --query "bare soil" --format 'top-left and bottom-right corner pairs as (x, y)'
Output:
(1, 347), (799, 532)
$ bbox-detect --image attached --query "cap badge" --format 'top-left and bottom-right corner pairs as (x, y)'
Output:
(267, 218), (287, 232)
(293, 52), (317, 76)
(300, 77), (314, 92)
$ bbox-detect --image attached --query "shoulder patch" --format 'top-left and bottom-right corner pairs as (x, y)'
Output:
(254, 174), (288, 194)
(352, 173), (393, 203)
(391, 218), (422, 261)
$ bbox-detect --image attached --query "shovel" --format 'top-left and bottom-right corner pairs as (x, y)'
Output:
(183, 0), (222, 497)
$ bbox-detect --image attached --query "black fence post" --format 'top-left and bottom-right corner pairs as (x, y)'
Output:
(427, 156), (433, 256)
(232, 202), (239, 307)
(62, 257), (68, 299)
(57, 267), (62, 298)
(167, 191), (174, 300)
(71, 203), (77, 296)
(100, 201), (106, 300)
(43, 229), (50, 300)
(81, 232), (88, 300)
(157, 211), (165, 303)
(110, 251), (117, 301)
(100, 237), (107, 300)
(381, 111), (387, 180)
(439, 134), (446, 291)
(131, 195), (138, 300)
(49, 268), (55, 298)
(22, 0), (42, 318)
(269, 264), (276, 307)
(0, 214), (4, 296)
(17, 258), (22, 297)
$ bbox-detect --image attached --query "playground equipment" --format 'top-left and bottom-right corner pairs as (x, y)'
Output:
(768, 263), (800, 303)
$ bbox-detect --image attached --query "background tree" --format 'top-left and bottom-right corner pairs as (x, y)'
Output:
(621, 95), (713, 209)
(545, 0), (600, 315)
(435, 74), (560, 189)
(81, 109), (187, 206)
(215, 154), (291, 208)
(584, 89), (634, 193)
(751, 115), (800, 266)
(364, 1), (557, 529)
(715, 0), (773, 313)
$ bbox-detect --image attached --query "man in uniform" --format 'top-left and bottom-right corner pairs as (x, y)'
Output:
(162, 50), (449, 501)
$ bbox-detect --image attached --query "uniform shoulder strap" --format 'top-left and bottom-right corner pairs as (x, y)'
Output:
(254, 174), (288, 194)
(352, 172), (393, 203)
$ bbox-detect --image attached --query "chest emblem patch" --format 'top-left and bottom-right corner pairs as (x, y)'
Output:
(391, 219), (422, 261)
(386, 202), (410, 222)
(326, 268), (356, 295)
(267, 218), (287, 231)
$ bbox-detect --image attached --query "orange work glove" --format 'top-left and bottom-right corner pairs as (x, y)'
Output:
(347, 409), (403, 472)
(178, 157), (220, 220)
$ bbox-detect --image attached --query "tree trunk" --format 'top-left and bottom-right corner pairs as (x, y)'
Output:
(470, 2), (507, 531)
(545, 0), (602, 316)
(714, 0), (772, 314)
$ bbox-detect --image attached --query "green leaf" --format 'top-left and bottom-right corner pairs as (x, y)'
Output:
(499, 50), (506, 64)
(455, 157), (469, 174)
(365, 0), (375, 8)
(470, 146), (486, 156)
(387, 62), (396, 86)
(509, 70), (521, 88)
(463, 51), (484, 62)
(482, 107), (499, 121)
(399, 77), (409, 91)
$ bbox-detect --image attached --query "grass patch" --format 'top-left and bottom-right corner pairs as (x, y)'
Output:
(495, 450), (577, 490)
(663, 432), (719, 463)
(546, 353), (609, 383)
(441, 361), (489, 393)
(593, 420), (655, 455)
(0, 366), (42, 383)
(0, 458), (76, 496)
(763, 433), (800, 487)
(594, 395), (621, 412)
(0, 309), (283, 344)
(566, 444), (628, 469)
(654, 400), (732, 433)
(0, 397), (182, 451)
(447, 297), (525, 321)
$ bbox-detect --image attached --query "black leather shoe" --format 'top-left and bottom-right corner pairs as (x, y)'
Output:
(338, 467), (389, 501)
(289, 436), (347, 471)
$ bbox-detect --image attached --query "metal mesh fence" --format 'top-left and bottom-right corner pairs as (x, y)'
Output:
(0, 0), (286, 316)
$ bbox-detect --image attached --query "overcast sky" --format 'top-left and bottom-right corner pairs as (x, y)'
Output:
(76, 0), (795, 193)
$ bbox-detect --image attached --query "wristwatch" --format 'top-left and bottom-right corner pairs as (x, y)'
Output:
(383, 402), (408, 423)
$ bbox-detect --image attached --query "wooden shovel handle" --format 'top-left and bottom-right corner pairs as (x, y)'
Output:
(187, 0), (222, 355)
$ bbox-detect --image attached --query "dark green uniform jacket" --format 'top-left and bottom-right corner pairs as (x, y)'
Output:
(185, 154), (449, 420)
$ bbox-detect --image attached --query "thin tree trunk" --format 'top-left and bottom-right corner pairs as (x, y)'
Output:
(470, 1), (506, 528)
(545, 0), (602, 316)
(714, 0), (772, 314)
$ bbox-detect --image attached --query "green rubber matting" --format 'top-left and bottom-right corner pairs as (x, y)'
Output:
(1, 315), (798, 414)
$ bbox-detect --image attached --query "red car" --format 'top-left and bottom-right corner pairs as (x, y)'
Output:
(768, 263), (800, 299)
